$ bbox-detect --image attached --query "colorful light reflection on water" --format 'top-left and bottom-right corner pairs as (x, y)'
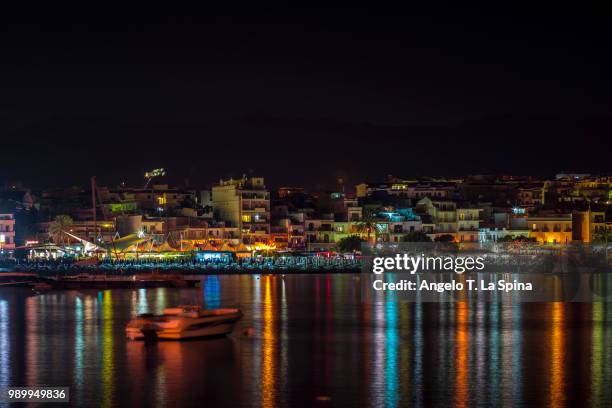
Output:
(0, 273), (610, 407)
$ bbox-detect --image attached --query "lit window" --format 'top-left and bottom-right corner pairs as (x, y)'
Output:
(242, 215), (251, 222)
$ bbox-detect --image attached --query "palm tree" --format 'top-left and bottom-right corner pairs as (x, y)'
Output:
(356, 210), (380, 244)
(49, 215), (73, 245)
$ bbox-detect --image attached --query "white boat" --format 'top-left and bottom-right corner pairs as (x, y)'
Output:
(126, 306), (242, 341)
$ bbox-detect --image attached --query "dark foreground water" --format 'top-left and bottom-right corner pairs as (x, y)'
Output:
(1, 274), (612, 407)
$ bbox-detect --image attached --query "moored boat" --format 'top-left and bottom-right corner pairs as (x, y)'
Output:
(35, 274), (200, 290)
(126, 306), (242, 341)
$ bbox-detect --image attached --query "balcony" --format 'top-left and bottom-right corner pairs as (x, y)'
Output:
(458, 227), (478, 232)
(241, 194), (269, 200)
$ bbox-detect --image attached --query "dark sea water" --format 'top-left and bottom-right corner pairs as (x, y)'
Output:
(1, 273), (612, 407)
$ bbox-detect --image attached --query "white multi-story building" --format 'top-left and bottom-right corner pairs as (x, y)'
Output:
(416, 198), (482, 242)
(212, 176), (270, 245)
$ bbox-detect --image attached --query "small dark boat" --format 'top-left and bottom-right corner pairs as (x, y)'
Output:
(34, 274), (200, 290)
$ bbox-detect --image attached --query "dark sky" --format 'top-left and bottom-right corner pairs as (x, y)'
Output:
(1, 5), (611, 190)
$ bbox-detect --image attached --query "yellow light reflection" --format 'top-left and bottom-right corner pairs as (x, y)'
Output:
(591, 301), (603, 405)
(102, 291), (114, 408)
(454, 301), (468, 408)
(262, 277), (277, 408)
(549, 302), (565, 408)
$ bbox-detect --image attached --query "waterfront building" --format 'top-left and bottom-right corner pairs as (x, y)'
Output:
(305, 207), (424, 249)
(313, 220), (360, 249)
(571, 208), (607, 243)
(527, 213), (573, 244)
(478, 227), (531, 243)
(416, 198), (457, 240)
(416, 198), (484, 242)
(0, 213), (16, 254)
(376, 208), (423, 242)
(456, 207), (481, 242)
(212, 176), (270, 245)
(305, 215), (335, 251)
(479, 207), (530, 242)
(169, 222), (240, 249)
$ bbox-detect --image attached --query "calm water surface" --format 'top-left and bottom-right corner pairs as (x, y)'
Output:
(1, 274), (612, 407)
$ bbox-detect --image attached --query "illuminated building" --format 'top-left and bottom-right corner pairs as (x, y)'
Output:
(571, 209), (607, 243)
(305, 216), (335, 251)
(456, 207), (481, 242)
(313, 220), (361, 249)
(527, 214), (573, 244)
(304, 208), (424, 249)
(212, 176), (270, 244)
(526, 208), (608, 244)
(376, 208), (422, 242)
(416, 198), (457, 238)
(478, 207), (530, 242)
(0, 214), (16, 254)
(415, 198), (483, 242)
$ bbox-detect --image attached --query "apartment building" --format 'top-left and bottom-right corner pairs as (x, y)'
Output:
(212, 176), (270, 245)
(0, 213), (16, 254)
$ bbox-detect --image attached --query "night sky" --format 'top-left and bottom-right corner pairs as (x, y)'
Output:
(1, 6), (611, 190)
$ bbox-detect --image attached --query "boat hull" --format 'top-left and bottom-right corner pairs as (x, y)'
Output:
(126, 309), (242, 341)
